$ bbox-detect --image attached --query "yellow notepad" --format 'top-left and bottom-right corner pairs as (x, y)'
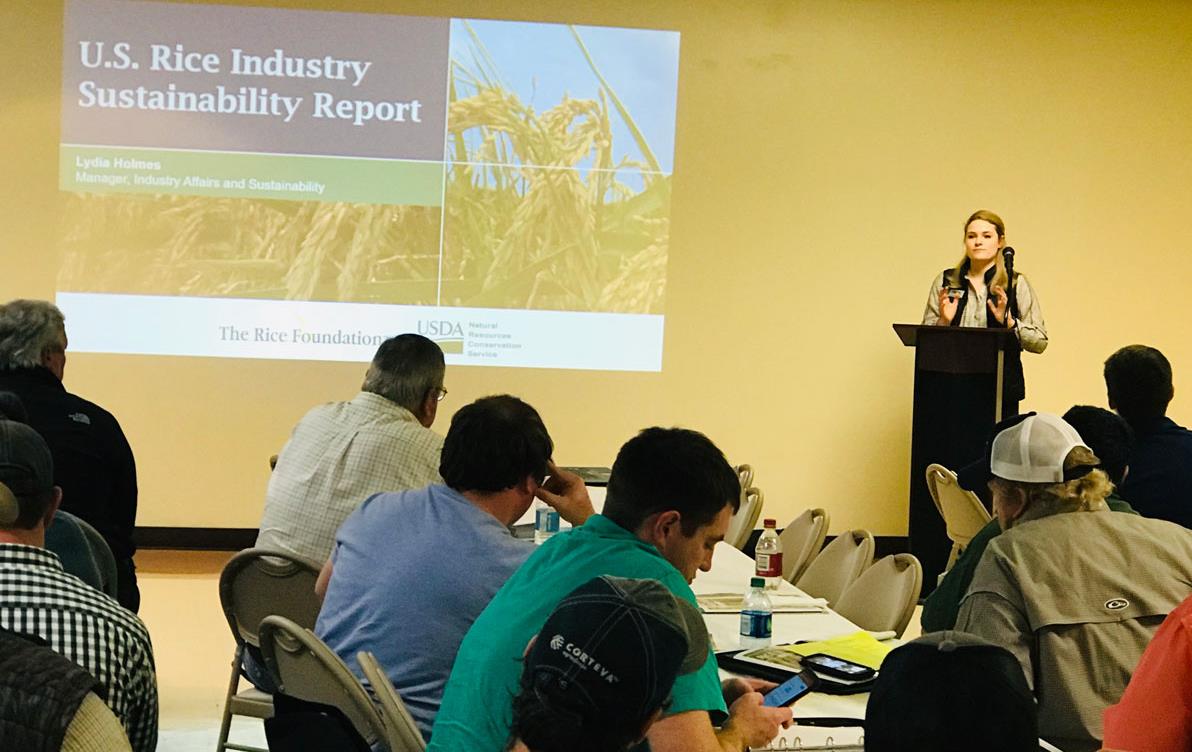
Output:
(782, 631), (893, 670)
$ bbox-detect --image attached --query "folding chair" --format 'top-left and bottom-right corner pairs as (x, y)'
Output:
(216, 548), (323, 752)
(725, 486), (764, 551)
(777, 508), (830, 582)
(834, 554), (924, 638)
(259, 616), (389, 750)
(795, 529), (874, 606)
(357, 651), (427, 751)
(734, 464), (755, 491)
(926, 463), (992, 573)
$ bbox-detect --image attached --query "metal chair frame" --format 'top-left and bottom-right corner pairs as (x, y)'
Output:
(215, 547), (323, 752)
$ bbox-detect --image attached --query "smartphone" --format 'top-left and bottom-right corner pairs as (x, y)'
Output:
(801, 653), (876, 681)
(945, 284), (965, 300)
(762, 670), (816, 707)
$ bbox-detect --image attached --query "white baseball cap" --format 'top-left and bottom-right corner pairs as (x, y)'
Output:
(990, 413), (1097, 483)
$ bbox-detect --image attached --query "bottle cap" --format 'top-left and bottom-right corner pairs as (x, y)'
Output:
(750, 577), (765, 588)
(764, 518), (777, 527)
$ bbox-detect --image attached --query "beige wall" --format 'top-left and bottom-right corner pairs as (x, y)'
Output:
(3, 0), (1191, 533)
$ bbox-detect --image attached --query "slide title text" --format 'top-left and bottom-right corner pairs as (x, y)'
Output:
(75, 42), (423, 125)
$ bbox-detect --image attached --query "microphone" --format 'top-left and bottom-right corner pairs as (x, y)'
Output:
(1002, 246), (1018, 320)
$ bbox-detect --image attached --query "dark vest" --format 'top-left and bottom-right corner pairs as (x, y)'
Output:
(0, 629), (100, 751)
(944, 264), (1026, 403)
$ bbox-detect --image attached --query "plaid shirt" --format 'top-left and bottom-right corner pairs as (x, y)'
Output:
(0, 543), (157, 752)
(257, 391), (444, 563)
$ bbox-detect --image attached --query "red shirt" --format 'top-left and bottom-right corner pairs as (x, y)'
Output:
(1103, 594), (1192, 751)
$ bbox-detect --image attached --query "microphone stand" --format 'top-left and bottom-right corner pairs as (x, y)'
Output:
(1002, 247), (1019, 324)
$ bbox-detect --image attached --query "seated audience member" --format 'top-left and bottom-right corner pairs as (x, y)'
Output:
(865, 631), (1038, 752)
(0, 390), (28, 422)
(430, 427), (792, 752)
(44, 508), (107, 594)
(1105, 344), (1192, 528)
(314, 395), (591, 740)
(508, 576), (711, 752)
(257, 333), (447, 563)
(922, 405), (1138, 632)
(1102, 592), (1192, 752)
(0, 419), (158, 752)
(0, 391), (106, 592)
(955, 413), (1192, 752)
(0, 628), (132, 751)
(0, 300), (141, 611)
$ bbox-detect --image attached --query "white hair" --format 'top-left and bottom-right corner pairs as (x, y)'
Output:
(360, 334), (445, 412)
(0, 300), (66, 371)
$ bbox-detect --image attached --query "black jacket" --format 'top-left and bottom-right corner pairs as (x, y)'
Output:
(0, 367), (138, 561)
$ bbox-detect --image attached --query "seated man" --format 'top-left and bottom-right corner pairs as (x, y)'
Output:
(430, 427), (792, 752)
(257, 333), (447, 563)
(314, 395), (591, 741)
(0, 300), (141, 611)
(956, 413), (1192, 752)
(0, 628), (132, 751)
(508, 576), (711, 752)
(1104, 344), (1192, 528)
(865, 631), (1038, 752)
(921, 405), (1138, 632)
(1, 391), (106, 593)
(0, 390), (27, 422)
(0, 419), (157, 752)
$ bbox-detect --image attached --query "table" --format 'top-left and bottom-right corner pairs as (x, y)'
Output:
(692, 543), (873, 721)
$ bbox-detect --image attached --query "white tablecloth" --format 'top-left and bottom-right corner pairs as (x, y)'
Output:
(693, 543), (872, 721)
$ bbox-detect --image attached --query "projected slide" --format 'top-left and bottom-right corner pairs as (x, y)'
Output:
(57, 0), (679, 371)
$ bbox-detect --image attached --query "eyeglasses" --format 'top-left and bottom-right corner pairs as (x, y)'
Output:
(435, 387), (448, 402)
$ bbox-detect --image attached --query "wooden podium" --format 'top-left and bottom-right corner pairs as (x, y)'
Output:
(894, 323), (1018, 592)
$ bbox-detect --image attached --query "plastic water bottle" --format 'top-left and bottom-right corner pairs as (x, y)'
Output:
(534, 499), (560, 544)
(739, 577), (773, 649)
(755, 518), (783, 590)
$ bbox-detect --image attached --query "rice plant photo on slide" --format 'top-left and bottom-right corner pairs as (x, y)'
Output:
(440, 19), (680, 315)
(55, 14), (680, 315)
(57, 195), (445, 305)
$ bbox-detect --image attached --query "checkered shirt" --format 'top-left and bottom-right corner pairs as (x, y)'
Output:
(256, 391), (444, 563)
(0, 543), (157, 752)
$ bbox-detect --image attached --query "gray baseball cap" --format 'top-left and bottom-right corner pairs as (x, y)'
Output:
(0, 420), (54, 526)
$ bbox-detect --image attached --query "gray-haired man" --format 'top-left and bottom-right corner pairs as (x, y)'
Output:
(0, 299), (141, 611)
(256, 333), (448, 563)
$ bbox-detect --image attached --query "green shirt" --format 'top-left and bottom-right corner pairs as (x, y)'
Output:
(921, 494), (1137, 633)
(427, 514), (726, 751)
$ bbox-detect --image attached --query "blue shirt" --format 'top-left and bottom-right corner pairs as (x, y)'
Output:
(428, 514), (726, 752)
(314, 484), (533, 740)
(1121, 416), (1192, 529)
